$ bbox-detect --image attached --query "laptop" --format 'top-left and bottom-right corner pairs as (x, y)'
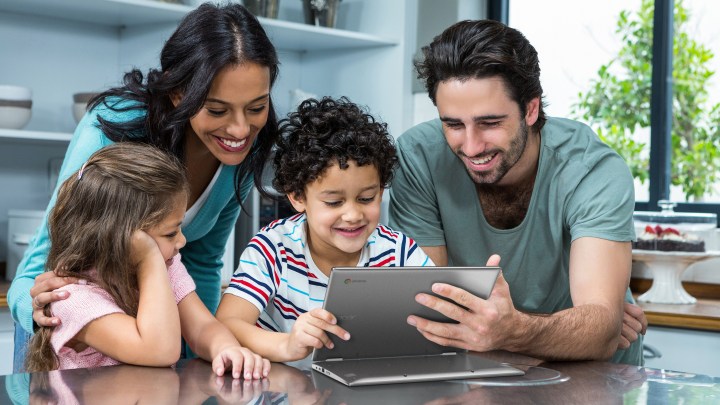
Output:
(311, 266), (524, 386)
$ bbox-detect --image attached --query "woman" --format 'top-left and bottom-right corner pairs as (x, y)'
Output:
(8, 2), (279, 371)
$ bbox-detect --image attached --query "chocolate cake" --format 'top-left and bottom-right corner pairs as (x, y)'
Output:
(633, 225), (705, 252)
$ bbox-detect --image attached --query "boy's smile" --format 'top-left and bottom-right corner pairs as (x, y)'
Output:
(288, 160), (383, 275)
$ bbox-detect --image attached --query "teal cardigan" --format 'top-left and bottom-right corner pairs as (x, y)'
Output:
(8, 100), (252, 333)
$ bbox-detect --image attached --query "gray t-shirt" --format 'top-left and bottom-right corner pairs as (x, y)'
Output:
(389, 117), (642, 365)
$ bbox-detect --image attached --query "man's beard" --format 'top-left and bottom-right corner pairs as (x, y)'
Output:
(462, 120), (529, 185)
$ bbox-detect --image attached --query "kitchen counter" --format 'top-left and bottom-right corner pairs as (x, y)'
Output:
(0, 280), (8, 308)
(631, 278), (720, 332)
(1, 352), (717, 404)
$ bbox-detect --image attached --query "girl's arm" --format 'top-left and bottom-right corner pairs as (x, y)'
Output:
(216, 295), (349, 362)
(177, 292), (270, 379)
(74, 232), (181, 366)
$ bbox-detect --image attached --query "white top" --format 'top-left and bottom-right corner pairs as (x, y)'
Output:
(182, 164), (223, 227)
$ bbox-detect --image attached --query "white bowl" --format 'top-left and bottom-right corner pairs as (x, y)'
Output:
(72, 92), (99, 123)
(72, 102), (87, 123)
(0, 106), (32, 129)
(0, 85), (32, 101)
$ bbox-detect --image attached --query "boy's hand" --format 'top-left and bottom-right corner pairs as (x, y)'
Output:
(130, 229), (162, 267)
(284, 308), (350, 361)
(211, 346), (271, 380)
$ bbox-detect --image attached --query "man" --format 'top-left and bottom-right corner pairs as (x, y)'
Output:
(389, 20), (646, 365)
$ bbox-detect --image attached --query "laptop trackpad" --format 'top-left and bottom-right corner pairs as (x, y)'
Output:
(313, 353), (524, 386)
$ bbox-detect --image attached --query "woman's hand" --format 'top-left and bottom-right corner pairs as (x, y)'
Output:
(211, 346), (271, 380)
(29, 271), (77, 327)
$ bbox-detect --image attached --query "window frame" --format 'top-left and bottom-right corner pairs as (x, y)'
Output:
(495, 0), (720, 225)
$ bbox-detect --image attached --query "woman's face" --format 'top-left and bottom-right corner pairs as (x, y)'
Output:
(180, 62), (271, 166)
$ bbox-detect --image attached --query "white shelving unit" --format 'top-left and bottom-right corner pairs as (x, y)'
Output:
(0, 0), (395, 51)
(0, 129), (72, 144)
(0, 0), (418, 332)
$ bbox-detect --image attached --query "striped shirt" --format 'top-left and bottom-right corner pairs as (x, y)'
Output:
(224, 213), (432, 334)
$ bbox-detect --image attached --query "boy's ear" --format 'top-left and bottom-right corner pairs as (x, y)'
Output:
(286, 192), (306, 213)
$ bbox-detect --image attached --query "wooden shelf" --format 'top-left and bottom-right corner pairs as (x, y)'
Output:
(0, 129), (72, 144)
(0, 0), (396, 51)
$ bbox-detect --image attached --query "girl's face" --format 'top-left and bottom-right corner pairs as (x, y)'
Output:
(146, 195), (187, 265)
(288, 161), (383, 268)
(179, 62), (271, 166)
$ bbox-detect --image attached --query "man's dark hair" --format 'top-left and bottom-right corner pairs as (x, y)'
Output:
(273, 97), (398, 199)
(415, 19), (547, 132)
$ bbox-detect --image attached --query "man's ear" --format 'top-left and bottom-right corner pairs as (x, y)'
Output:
(525, 97), (540, 127)
(286, 192), (306, 213)
(170, 91), (183, 108)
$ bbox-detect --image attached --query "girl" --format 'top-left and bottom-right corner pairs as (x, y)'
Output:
(216, 97), (433, 363)
(10, 3), (280, 370)
(24, 143), (270, 379)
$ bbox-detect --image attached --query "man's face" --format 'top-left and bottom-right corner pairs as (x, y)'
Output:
(436, 77), (535, 186)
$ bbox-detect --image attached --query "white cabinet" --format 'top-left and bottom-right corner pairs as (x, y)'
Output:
(0, 0), (414, 265)
(643, 326), (720, 377)
(0, 309), (14, 376)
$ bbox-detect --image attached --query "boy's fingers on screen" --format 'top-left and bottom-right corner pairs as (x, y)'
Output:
(324, 324), (351, 341)
(308, 308), (337, 324)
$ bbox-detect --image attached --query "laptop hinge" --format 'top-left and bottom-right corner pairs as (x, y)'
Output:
(325, 358), (343, 362)
(441, 351), (459, 356)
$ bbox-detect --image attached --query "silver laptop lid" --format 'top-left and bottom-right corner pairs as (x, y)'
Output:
(313, 266), (500, 362)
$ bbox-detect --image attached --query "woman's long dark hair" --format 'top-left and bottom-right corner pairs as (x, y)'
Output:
(88, 2), (280, 202)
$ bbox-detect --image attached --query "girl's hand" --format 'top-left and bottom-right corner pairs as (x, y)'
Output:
(29, 271), (78, 327)
(211, 346), (271, 380)
(130, 229), (162, 267)
(284, 308), (351, 361)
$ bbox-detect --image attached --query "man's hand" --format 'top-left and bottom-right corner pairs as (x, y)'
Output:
(406, 254), (521, 352)
(618, 302), (647, 350)
(282, 308), (351, 361)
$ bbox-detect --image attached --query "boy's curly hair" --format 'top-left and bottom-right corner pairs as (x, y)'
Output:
(273, 97), (398, 198)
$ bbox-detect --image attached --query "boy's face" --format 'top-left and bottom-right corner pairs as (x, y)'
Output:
(288, 160), (383, 268)
(146, 194), (187, 266)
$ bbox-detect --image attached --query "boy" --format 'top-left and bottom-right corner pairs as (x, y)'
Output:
(216, 97), (433, 363)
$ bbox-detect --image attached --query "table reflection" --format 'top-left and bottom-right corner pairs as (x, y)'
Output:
(1, 354), (717, 405)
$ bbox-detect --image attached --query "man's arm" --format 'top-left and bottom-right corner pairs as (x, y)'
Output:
(410, 237), (631, 361)
(507, 237), (629, 360)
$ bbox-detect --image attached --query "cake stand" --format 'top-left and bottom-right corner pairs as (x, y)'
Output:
(632, 250), (720, 304)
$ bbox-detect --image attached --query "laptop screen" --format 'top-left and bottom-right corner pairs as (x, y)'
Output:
(313, 266), (500, 362)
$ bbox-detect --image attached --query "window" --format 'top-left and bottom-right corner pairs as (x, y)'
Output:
(508, 0), (720, 220)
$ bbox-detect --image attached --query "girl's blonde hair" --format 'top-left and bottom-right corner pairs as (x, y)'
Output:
(25, 143), (189, 372)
